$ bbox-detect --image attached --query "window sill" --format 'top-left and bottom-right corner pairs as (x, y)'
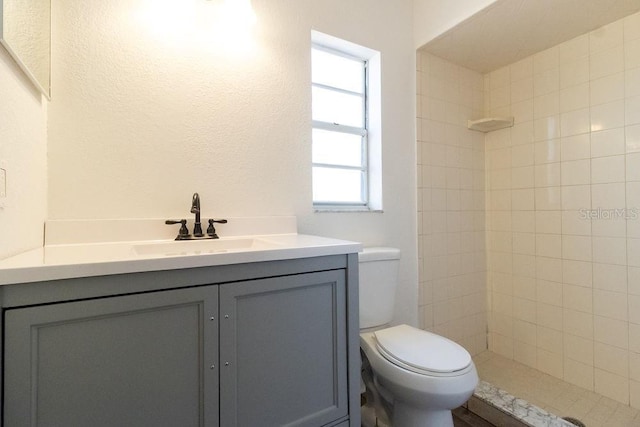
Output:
(313, 207), (383, 213)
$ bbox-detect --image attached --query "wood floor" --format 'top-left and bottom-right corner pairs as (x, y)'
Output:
(452, 406), (496, 427)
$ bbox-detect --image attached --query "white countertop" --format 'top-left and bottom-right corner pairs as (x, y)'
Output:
(0, 218), (361, 286)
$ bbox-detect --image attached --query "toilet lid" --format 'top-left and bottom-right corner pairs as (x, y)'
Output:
(374, 324), (471, 374)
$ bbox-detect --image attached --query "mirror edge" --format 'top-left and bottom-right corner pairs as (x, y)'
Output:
(0, 0), (51, 100)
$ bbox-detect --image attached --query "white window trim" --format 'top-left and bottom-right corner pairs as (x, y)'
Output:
(311, 31), (382, 212)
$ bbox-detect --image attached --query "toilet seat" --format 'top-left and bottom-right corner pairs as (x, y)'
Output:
(374, 325), (471, 376)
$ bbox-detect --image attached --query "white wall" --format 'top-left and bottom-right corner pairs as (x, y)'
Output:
(0, 48), (48, 259)
(413, 0), (497, 49)
(47, 0), (418, 325)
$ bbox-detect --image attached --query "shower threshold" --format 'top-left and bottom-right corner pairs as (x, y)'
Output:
(464, 380), (577, 427)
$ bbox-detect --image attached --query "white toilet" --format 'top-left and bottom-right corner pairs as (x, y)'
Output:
(359, 247), (478, 427)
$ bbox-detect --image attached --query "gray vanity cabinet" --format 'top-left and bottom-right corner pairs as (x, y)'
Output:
(219, 270), (347, 427)
(1, 254), (359, 427)
(4, 287), (219, 427)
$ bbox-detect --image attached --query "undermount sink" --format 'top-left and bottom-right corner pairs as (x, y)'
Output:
(133, 238), (278, 257)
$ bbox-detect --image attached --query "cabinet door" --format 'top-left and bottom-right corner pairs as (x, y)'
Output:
(220, 270), (348, 427)
(4, 287), (218, 427)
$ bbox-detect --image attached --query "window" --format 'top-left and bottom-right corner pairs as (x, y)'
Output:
(311, 41), (371, 209)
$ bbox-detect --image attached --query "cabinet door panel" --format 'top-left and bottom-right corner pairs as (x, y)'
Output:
(220, 270), (347, 427)
(4, 287), (218, 427)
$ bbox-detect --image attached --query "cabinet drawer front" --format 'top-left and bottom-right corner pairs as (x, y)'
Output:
(220, 270), (348, 427)
(4, 287), (218, 427)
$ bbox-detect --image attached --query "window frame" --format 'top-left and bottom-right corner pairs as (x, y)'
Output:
(311, 44), (370, 209)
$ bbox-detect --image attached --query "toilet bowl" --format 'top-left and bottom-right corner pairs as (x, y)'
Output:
(359, 248), (478, 427)
(360, 325), (478, 427)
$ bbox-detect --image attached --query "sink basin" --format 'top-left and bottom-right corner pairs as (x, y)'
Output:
(133, 238), (277, 257)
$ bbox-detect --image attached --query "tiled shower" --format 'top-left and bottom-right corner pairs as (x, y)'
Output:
(418, 10), (640, 410)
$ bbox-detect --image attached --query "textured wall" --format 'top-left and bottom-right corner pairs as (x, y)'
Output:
(0, 48), (47, 259)
(47, 0), (418, 325)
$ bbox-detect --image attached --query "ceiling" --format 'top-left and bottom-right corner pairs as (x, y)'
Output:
(420, 0), (640, 73)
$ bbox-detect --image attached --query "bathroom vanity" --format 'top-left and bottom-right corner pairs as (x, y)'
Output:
(0, 218), (361, 427)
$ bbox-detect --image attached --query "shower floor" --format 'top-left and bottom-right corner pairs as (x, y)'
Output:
(473, 351), (640, 426)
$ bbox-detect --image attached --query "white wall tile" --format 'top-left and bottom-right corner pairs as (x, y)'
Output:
(511, 78), (533, 103)
(560, 34), (590, 63)
(590, 21), (624, 54)
(594, 369), (629, 404)
(624, 12), (640, 42)
(564, 308), (594, 339)
(511, 99), (534, 123)
(535, 163), (561, 187)
(482, 11), (640, 393)
(593, 262), (627, 293)
(594, 315), (628, 348)
(512, 189), (534, 211)
(561, 108), (591, 136)
(590, 46), (625, 79)
(513, 232), (535, 255)
(591, 155), (626, 183)
(561, 159), (591, 185)
(511, 167), (534, 189)
(534, 93), (560, 119)
(537, 279), (562, 306)
(629, 238), (640, 267)
(535, 186), (561, 210)
(564, 283), (593, 313)
(536, 256), (563, 282)
(591, 100), (625, 131)
(592, 183), (626, 209)
(511, 57), (534, 81)
(534, 68), (559, 97)
(511, 122), (535, 145)
(560, 57), (590, 89)
(561, 133), (591, 160)
(592, 236), (627, 265)
(536, 210), (562, 234)
(537, 234), (562, 258)
(563, 259), (592, 287)
(591, 72), (625, 105)
(592, 216), (627, 238)
(628, 68), (640, 99)
(563, 235), (592, 262)
(537, 302), (563, 330)
(534, 116), (561, 141)
(591, 128), (625, 157)
(629, 294), (640, 325)
(534, 47), (559, 74)
(594, 342), (629, 376)
(562, 210), (592, 236)
(511, 143), (534, 167)
(512, 211), (535, 233)
(534, 139), (561, 164)
(626, 39), (640, 70)
(564, 358), (595, 390)
(594, 290), (628, 322)
(627, 96), (640, 125)
(537, 325), (563, 352)
(562, 184), (591, 210)
(560, 82), (590, 112)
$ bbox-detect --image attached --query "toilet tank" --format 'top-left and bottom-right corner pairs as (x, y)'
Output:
(358, 247), (401, 329)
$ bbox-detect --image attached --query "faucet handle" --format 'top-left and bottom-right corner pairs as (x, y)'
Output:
(206, 219), (228, 239)
(165, 219), (190, 240)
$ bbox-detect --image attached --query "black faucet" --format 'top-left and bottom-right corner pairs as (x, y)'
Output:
(191, 193), (204, 237)
(166, 193), (227, 240)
